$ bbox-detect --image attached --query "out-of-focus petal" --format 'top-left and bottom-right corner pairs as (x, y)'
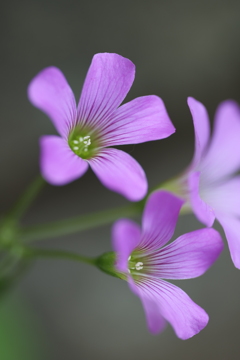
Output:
(148, 228), (223, 279)
(77, 53), (135, 130)
(139, 191), (184, 252)
(112, 220), (141, 272)
(128, 278), (166, 334)
(40, 135), (88, 185)
(130, 278), (209, 340)
(188, 172), (215, 227)
(28, 67), (77, 138)
(203, 176), (240, 218)
(89, 148), (147, 201)
(101, 96), (175, 146)
(216, 214), (240, 269)
(187, 97), (210, 167)
(200, 100), (240, 182)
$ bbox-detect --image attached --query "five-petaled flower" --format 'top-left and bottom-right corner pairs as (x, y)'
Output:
(174, 97), (240, 268)
(28, 53), (175, 201)
(112, 190), (223, 339)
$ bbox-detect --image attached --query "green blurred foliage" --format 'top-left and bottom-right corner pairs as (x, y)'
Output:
(0, 291), (48, 360)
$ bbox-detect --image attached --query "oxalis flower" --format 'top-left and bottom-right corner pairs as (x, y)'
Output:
(112, 191), (223, 339)
(28, 53), (175, 201)
(172, 97), (240, 268)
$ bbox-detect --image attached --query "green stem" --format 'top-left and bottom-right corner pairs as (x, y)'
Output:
(23, 247), (96, 265)
(7, 176), (45, 222)
(0, 261), (31, 299)
(18, 174), (191, 243)
(0, 176), (45, 248)
(15, 173), (190, 244)
(20, 202), (143, 242)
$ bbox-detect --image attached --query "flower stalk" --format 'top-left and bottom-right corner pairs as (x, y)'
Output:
(6, 176), (45, 222)
(22, 247), (126, 280)
(23, 247), (96, 266)
(19, 201), (144, 243)
(0, 173), (190, 246)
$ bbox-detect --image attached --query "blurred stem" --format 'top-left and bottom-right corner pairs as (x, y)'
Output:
(20, 201), (144, 242)
(0, 259), (32, 299)
(0, 176), (45, 248)
(23, 247), (96, 266)
(23, 247), (123, 279)
(15, 174), (190, 244)
(6, 176), (45, 222)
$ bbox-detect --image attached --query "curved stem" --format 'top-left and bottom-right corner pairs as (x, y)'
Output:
(0, 176), (45, 248)
(18, 174), (191, 243)
(20, 202), (143, 242)
(15, 173), (190, 244)
(7, 176), (45, 222)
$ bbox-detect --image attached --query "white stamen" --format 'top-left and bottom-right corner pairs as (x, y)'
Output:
(79, 137), (83, 142)
(83, 139), (91, 146)
(128, 256), (131, 261)
(73, 140), (79, 144)
(84, 136), (90, 140)
(73, 146), (79, 150)
(135, 262), (143, 270)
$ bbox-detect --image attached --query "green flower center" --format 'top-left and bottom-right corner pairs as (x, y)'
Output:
(128, 253), (145, 275)
(68, 127), (99, 159)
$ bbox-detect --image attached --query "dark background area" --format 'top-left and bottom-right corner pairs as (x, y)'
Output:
(1, 0), (240, 359)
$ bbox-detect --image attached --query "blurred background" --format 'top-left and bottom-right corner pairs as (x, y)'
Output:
(1, 0), (240, 359)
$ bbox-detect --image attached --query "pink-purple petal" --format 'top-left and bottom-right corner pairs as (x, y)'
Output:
(203, 176), (240, 218)
(139, 191), (184, 252)
(89, 148), (147, 201)
(200, 100), (240, 182)
(215, 214), (240, 269)
(101, 96), (175, 146)
(28, 67), (77, 138)
(40, 135), (88, 185)
(187, 97), (210, 167)
(112, 220), (141, 273)
(77, 53), (135, 130)
(141, 294), (167, 334)
(128, 277), (166, 334)
(149, 228), (223, 279)
(188, 171), (215, 227)
(131, 278), (208, 340)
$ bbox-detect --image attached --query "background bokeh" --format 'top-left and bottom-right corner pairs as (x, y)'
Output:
(1, 0), (240, 359)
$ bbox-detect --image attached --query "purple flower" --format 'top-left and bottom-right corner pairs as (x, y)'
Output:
(28, 53), (175, 201)
(176, 97), (240, 268)
(112, 191), (223, 339)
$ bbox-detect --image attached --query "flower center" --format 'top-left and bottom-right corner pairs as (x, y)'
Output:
(68, 127), (99, 159)
(128, 255), (144, 273)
